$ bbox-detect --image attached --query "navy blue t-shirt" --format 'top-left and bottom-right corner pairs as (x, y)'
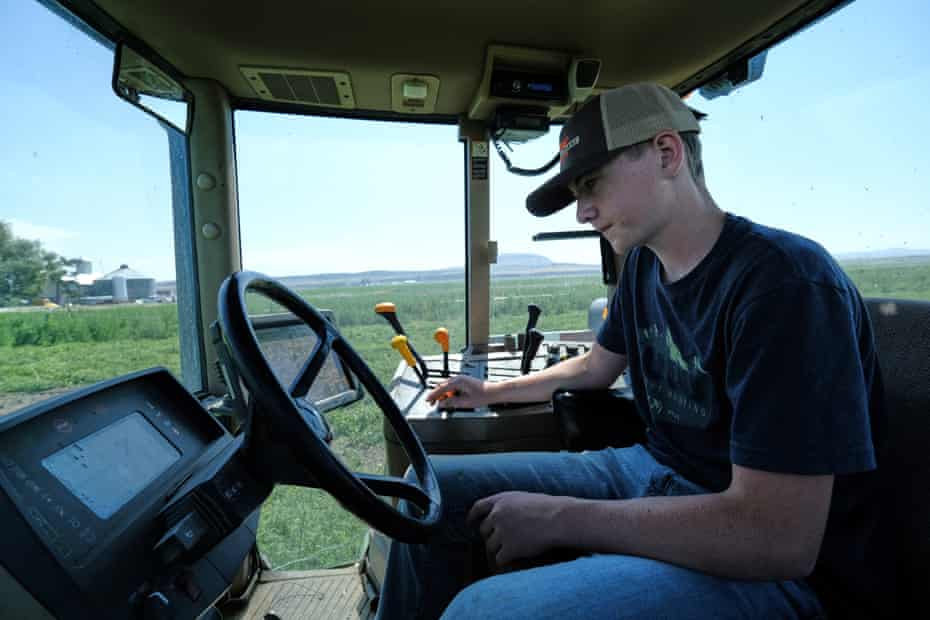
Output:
(597, 214), (887, 617)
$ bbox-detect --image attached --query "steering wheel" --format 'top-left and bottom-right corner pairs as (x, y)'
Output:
(217, 271), (441, 543)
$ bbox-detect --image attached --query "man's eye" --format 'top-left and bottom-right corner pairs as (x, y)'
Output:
(583, 177), (598, 192)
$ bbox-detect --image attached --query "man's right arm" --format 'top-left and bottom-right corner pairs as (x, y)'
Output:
(425, 342), (628, 409)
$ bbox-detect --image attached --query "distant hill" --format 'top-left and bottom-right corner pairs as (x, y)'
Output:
(268, 253), (599, 289)
(836, 248), (930, 262)
(156, 249), (930, 292)
(495, 253), (553, 268)
(155, 253), (600, 292)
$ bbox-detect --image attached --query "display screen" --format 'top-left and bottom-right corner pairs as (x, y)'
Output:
(527, 81), (554, 93)
(489, 69), (566, 100)
(42, 412), (180, 519)
(251, 313), (361, 412)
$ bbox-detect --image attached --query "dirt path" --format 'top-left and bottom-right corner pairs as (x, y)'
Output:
(0, 386), (82, 416)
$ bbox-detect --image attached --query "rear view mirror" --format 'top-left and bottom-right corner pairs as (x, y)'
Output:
(112, 43), (189, 132)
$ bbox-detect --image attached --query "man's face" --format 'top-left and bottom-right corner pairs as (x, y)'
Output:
(571, 141), (667, 255)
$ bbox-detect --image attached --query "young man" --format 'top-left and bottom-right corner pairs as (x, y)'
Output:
(376, 83), (885, 619)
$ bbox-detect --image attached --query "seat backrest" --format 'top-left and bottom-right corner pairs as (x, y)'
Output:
(864, 298), (930, 615)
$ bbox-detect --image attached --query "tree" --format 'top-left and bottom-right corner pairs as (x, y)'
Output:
(0, 221), (65, 306)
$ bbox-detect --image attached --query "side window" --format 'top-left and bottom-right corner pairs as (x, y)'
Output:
(694, 0), (930, 301)
(0, 3), (189, 414)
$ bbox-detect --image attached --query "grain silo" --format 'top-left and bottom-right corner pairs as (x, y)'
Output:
(112, 274), (129, 303)
(92, 264), (156, 302)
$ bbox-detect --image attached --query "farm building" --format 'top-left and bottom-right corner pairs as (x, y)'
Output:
(86, 264), (157, 303)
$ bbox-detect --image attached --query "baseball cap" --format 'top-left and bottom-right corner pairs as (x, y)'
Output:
(526, 82), (702, 217)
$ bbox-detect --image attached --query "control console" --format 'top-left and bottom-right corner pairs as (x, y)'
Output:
(383, 337), (600, 476)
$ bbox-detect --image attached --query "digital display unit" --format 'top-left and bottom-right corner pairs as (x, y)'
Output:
(41, 412), (180, 519)
(489, 67), (566, 102)
(0, 368), (254, 619)
(251, 312), (363, 412)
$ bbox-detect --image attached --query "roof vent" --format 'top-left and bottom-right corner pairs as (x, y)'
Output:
(240, 67), (355, 109)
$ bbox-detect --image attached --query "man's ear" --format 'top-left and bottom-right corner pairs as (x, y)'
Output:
(653, 132), (685, 178)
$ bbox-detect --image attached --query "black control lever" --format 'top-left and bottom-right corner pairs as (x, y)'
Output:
(520, 304), (542, 373)
(526, 303), (542, 331)
(521, 328), (544, 375)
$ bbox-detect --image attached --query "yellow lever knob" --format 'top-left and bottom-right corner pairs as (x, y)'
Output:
(391, 335), (417, 368)
(433, 327), (449, 352)
(375, 302), (396, 314)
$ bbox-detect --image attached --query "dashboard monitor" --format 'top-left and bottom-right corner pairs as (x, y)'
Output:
(250, 311), (363, 412)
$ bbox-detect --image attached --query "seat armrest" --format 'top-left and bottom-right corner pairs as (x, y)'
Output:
(552, 388), (645, 451)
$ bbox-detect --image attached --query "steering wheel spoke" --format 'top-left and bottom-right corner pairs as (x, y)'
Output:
(289, 331), (332, 398)
(355, 473), (433, 512)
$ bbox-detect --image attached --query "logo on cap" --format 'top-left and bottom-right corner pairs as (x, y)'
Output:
(559, 135), (579, 161)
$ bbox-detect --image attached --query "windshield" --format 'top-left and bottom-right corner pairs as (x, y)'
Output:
(235, 113), (468, 569)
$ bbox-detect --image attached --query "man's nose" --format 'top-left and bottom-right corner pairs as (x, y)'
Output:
(576, 197), (595, 225)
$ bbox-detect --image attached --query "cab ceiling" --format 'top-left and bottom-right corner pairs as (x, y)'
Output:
(91, 0), (816, 119)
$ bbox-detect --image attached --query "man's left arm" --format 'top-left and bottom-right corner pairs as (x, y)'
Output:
(471, 465), (833, 581)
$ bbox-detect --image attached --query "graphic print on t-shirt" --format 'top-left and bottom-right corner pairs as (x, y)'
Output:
(638, 324), (717, 429)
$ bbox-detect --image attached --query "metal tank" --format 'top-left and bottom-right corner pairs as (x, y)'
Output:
(91, 264), (157, 302)
(112, 275), (129, 303)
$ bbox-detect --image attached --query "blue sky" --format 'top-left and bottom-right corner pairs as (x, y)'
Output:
(1, 0), (929, 281)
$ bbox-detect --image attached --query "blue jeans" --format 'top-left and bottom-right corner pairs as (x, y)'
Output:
(375, 445), (825, 620)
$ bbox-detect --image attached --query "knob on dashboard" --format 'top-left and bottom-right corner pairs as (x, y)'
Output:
(153, 510), (209, 565)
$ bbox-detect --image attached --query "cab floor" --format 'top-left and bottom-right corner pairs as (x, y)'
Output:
(223, 565), (376, 620)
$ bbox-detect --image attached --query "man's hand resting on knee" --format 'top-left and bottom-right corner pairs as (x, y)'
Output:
(468, 491), (569, 570)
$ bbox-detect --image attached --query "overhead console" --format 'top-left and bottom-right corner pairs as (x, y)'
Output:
(0, 368), (270, 619)
(468, 44), (601, 129)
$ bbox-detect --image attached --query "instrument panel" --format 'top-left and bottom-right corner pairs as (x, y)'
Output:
(0, 368), (260, 619)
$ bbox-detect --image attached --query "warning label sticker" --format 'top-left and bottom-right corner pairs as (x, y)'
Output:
(472, 157), (488, 180)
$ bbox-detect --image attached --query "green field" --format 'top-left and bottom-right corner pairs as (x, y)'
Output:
(0, 261), (928, 570)
(837, 256), (930, 300)
(0, 275), (609, 394)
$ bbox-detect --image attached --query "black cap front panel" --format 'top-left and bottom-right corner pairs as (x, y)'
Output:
(526, 98), (611, 216)
(558, 98), (608, 178)
(526, 148), (617, 216)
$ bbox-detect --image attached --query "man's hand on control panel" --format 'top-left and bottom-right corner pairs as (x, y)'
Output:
(425, 375), (491, 409)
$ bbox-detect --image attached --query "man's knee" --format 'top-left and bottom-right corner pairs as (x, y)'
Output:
(439, 572), (576, 620)
(440, 578), (500, 620)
